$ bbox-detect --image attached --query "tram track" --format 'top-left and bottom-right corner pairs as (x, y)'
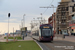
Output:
(43, 43), (55, 50)
(41, 40), (75, 50)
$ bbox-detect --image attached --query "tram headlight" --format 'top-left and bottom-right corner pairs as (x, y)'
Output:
(51, 36), (52, 38)
(42, 37), (43, 38)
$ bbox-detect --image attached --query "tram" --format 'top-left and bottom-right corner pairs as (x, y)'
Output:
(31, 24), (53, 41)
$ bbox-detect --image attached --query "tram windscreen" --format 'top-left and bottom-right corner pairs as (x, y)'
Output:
(41, 29), (51, 36)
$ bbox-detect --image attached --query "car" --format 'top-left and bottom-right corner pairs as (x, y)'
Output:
(64, 33), (69, 36)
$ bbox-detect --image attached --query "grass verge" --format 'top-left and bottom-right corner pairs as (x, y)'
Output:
(4, 36), (22, 40)
(0, 41), (41, 50)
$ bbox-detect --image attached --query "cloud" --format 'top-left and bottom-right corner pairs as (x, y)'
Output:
(0, 22), (19, 34)
(4, 19), (20, 23)
(0, 0), (61, 34)
(0, 22), (31, 34)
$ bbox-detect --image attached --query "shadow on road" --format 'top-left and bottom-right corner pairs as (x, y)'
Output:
(39, 41), (53, 43)
(33, 38), (53, 43)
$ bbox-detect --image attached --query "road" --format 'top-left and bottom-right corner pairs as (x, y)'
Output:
(36, 40), (75, 50)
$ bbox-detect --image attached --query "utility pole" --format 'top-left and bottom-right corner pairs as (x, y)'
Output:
(30, 21), (32, 36)
(37, 17), (46, 25)
(6, 13), (10, 42)
(40, 5), (57, 31)
(32, 17), (46, 28)
(21, 19), (23, 28)
(33, 18), (36, 26)
(41, 13), (42, 24)
(23, 14), (25, 27)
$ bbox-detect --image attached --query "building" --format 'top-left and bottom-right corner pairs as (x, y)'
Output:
(48, 13), (56, 34)
(16, 30), (21, 34)
(56, 0), (72, 35)
(68, 1), (75, 36)
(48, 16), (53, 26)
(61, 0), (71, 2)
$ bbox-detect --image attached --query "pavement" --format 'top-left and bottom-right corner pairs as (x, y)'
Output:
(18, 36), (33, 41)
(54, 35), (75, 43)
(0, 35), (75, 43)
(0, 35), (33, 42)
(0, 36), (6, 42)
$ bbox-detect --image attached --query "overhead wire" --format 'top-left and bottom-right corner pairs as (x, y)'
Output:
(42, 0), (54, 14)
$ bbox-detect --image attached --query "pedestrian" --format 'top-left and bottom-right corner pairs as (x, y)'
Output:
(23, 35), (24, 40)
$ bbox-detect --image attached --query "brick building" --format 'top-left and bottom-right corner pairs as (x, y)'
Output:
(48, 13), (56, 34)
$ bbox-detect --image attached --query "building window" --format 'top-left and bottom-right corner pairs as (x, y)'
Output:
(64, 20), (66, 22)
(72, 29), (73, 31)
(68, 16), (71, 20)
(61, 7), (65, 11)
(57, 16), (58, 18)
(72, 6), (75, 12)
(66, 7), (68, 11)
(61, 20), (63, 23)
(61, 12), (65, 16)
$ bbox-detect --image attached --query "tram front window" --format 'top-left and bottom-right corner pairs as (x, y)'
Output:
(41, 29), (51, 36)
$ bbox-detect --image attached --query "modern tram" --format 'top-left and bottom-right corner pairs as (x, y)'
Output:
(31, 24), (53, 41)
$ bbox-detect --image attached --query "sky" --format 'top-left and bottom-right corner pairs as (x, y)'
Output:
(0, 0), (61, 34)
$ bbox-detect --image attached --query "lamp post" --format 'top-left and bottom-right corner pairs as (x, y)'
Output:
(40, 13), (42, 24)
(6, 13), (10, 42)
(21, 19), (24, 39)
(33, 18), (35, 26)
(23, 14), (25, 27)
(21, 19), (23, 28)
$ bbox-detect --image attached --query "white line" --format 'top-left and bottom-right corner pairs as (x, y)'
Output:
(34, 40), (43, 50)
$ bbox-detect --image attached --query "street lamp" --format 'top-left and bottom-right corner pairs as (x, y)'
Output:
(6, 13), (10, 42)
(8, 13), (10, 34)
(21, 19), (23, 28)
(23, 14), (25, 27)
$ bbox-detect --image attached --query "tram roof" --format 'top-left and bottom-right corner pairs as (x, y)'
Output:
(40, 24), (52, 27)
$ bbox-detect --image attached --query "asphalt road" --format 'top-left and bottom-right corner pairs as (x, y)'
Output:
(36, 40), (75, 50)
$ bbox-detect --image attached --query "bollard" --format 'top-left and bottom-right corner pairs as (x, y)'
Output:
(6, 36), (8, 42)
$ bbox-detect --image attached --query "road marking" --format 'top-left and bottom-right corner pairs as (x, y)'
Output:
(44, 43), (55, 50)
(34, 40), (43, 50)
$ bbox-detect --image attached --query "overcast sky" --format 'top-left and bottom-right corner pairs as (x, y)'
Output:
(0, 0), (61, 34)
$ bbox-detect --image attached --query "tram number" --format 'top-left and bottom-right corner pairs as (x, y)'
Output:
(43, 26), (49, 28)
